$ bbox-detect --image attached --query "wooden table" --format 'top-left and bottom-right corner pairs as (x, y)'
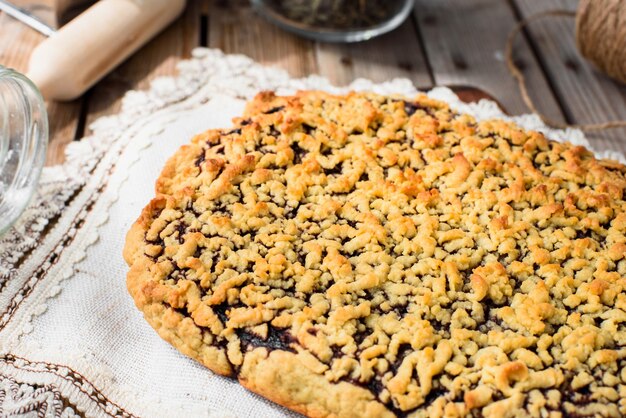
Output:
(1, 0), (625, 166)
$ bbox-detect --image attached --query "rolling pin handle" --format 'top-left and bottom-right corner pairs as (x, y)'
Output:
(27, 0), (186, 101)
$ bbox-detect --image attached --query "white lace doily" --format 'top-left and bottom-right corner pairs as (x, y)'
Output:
(0, 48), (623, 418)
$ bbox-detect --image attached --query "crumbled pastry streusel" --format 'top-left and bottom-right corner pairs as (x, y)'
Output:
(124, 91), (626, 418)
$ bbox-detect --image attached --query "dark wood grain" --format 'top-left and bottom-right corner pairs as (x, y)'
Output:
(414, 0), (565, 121)
(83, 0), (203, 134)
(513, 0), (626, 154)
(0, 13), (83, 166)
(315, 18), (432, 87)
(1, 0), (623, 166)
(208, 0), (318, 78)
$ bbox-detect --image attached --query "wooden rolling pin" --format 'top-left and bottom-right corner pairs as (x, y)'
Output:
(27, 0), (186, 101)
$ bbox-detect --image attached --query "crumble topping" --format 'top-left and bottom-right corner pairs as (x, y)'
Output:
(128, 91), (626, 417)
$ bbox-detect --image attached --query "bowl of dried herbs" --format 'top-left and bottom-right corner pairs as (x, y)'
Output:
(251, 0), (415, 42)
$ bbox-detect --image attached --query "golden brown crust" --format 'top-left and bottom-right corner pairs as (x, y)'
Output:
(239, 349), (393, 418)
(125, 91), (626, 418)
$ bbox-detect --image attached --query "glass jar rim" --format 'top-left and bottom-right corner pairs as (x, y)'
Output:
(0, 65), (48, 237)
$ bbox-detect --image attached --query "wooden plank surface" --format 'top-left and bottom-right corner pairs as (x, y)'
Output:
(208, 0), (318, 78)
(0, 13), (82, 166)
(208, 1), (432, 88)
(414, 0), (564, 120)
(83, 0), (203, 135)
(315, 18), (432, 87)
(513, 0), (626, 153)
(1, 0), (625, 167)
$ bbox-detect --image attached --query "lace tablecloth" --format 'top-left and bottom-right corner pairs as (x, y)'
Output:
(1, 49), (624, 418)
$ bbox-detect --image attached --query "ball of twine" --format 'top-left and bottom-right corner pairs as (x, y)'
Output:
(576, 0), (626, 85)
(506, 0), (626, 131)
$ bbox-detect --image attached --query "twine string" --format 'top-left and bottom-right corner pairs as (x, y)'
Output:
(576, 0), (626, 85)
(505, 8), (626, 132)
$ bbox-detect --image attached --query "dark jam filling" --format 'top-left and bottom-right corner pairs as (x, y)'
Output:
(337, 375), (443, 418)
(208, 302), (296, 353)
(194, 151), (206, 167)
(324, 163), (343, 176)
(302, 123), (316, 135)
(149, 96), (620, 417)
(403, 101), (436, 117)
(211, 301), (229, 324)
(235, 324), (296, 353)
(269, 126), (281, 138)
(174, 222), (186, 243)
(291, 142), (307, 165)
(264, 106), (285, 115)
(225, 128), (242, 135)
(283, 204), (300, 220)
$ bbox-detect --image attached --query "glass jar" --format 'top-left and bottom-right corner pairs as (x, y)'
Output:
(0, 66), (48, 236)
(251, 0), (416, 42)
